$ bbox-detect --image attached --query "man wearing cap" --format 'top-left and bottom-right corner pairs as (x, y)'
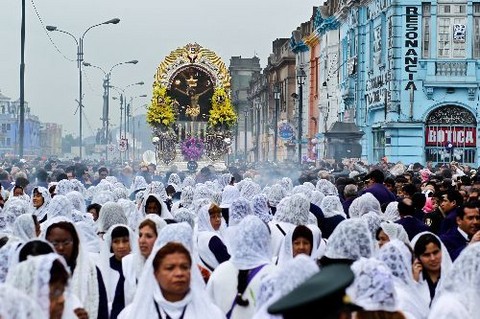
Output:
(359, 169), (397, 211)
(268, 264), (357, 319)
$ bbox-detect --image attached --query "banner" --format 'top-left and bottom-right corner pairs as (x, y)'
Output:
(425, 127), (476, 147)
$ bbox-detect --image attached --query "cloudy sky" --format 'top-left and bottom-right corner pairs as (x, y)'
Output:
(0, 0), (317, 137)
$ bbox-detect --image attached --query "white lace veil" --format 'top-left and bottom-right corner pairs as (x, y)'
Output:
(383, 201), (400, 222)
(12, 214), (37, 241)
(320, 195), (347, 218)
(66, 191), (86, 214)
(349, 192), (382, 218)
(46, 195), (74, 220)
(125, 222), (206, 318)
(41, 216), (101, 318)
(273, 194), (310, 225)
(435, 242), (480, 317)
(220, 184), (240, 208)
(251, 193), (273, 223)
(254, 254), (319, 319)
(410, 231), (453, 280)
(30, 186), (51, 221)
(0, 235), (22, 283)
(379, 221), (410, 245)
(324, 218), (375, 261)
(0, 283), (47, 319)
(96, 201), (129, 233)
(346, 257), (398, 312)
(6, 252), (71, 319)
(376, 239), (429, 319)
(229, 215), (272, 270)
(229, 197), (253, 227)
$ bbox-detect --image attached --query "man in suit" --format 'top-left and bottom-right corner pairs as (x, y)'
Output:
(440, 202), (480, 261)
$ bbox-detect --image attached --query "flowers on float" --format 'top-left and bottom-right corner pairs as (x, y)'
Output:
(207, 87), (237, 129)
(146, 83), (176, 127)
(180, 136), (205, 161)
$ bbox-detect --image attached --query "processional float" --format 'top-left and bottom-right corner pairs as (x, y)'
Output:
(147, 43), (237, 168)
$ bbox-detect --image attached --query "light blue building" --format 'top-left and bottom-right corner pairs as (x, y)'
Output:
(334, 0), (480, 166)
(0, 90), (41, 157)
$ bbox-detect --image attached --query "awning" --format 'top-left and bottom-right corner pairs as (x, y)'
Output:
(324, 121), (364, 139)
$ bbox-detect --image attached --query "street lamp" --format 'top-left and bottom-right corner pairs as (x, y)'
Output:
(296, 67), (307, 164)
(46, 17), (120, 159)
(273, 84), (280, 162)
(126, 94), (147, 160)
(110, 82), (144, 162)
(244, 109), (248, 162)
(83, 59), (138, 160)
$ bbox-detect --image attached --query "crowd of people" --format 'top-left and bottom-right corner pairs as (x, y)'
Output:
(0, 156), (480, 319)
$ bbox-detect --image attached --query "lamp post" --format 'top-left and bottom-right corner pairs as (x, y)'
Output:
(127, 94), (147, 160)
(296, 67), (307, 164)
(273, 84), (280, 162)
(244, 109), (248, 162)
(46, 18), (120, 159)
(110, 82), (144, 162)
(83, 59), (138, 160)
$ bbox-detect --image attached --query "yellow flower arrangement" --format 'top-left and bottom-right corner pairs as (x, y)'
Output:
(146, 83), (176, 128)
(208, 87), (237, 129)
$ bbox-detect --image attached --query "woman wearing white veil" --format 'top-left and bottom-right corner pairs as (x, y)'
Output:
(122, 214), (167, 306)
(377, 239), (430, 319)
(207, 215), (276, 319)
(118, 222), (220, 319)
(98, 224), (138, 319)
(411, 231), (452, 308)
(0, 283), (46, 319)
(6, 252), (79, 319)
(428, 242), (480, 319)
(30, 186), (51, 223)
(42, 216), (109, 319)
(253, 254), (319, 319)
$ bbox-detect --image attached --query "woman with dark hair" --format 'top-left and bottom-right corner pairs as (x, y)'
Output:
(195, 203), (230, 282)
(118, 225), (223, 319)
(411, 231), (452, 307)
(18, 239), (54, 262)
(6, 253), (87, 319)
(99, 224), (138, 319)
(44, 216), (109, 319)
(122, 214), (167, 306)
(30, 186), (51, 223)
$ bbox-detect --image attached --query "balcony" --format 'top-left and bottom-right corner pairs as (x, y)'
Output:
(435, 61), (467, 76)
(420, 59), (477, 87)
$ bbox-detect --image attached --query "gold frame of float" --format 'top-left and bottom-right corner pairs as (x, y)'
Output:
(151, 43), (233, 164)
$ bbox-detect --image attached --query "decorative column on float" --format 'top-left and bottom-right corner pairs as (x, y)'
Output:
(205, 87), (237, 161)
(146, 84), (177, 165)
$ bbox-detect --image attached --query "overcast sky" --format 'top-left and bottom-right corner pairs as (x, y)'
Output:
(1, 0), (317, 137)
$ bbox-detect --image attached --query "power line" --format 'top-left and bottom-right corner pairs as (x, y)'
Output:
(30, 0), (75, 62)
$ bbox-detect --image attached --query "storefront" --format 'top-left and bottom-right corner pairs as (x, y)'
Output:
(425, 105), (476, 165)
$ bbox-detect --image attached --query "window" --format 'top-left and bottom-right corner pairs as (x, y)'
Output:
(422, 3), (431, 58)
(6, 124), (10, 130)
(6, 138), (10, 146)
(437, 3), (466, 58)
(474, 3), (480, 58)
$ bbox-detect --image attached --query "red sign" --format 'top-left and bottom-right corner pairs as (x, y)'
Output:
(425, 127), (476, 147)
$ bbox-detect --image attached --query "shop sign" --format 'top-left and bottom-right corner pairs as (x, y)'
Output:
(425, 127), (476, 147)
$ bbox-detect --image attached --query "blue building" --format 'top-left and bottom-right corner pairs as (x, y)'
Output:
(0, 90), (41, 157)
(323, 0), (480, 166)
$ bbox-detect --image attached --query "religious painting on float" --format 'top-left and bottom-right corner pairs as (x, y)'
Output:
(147, 43), (237, 164)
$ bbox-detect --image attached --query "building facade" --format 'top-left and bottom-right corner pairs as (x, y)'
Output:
(229, 56), (262, 162)
(39, 123), (62, 156)
(0, 90), (42, 157)
(326, 0), (480, 165)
